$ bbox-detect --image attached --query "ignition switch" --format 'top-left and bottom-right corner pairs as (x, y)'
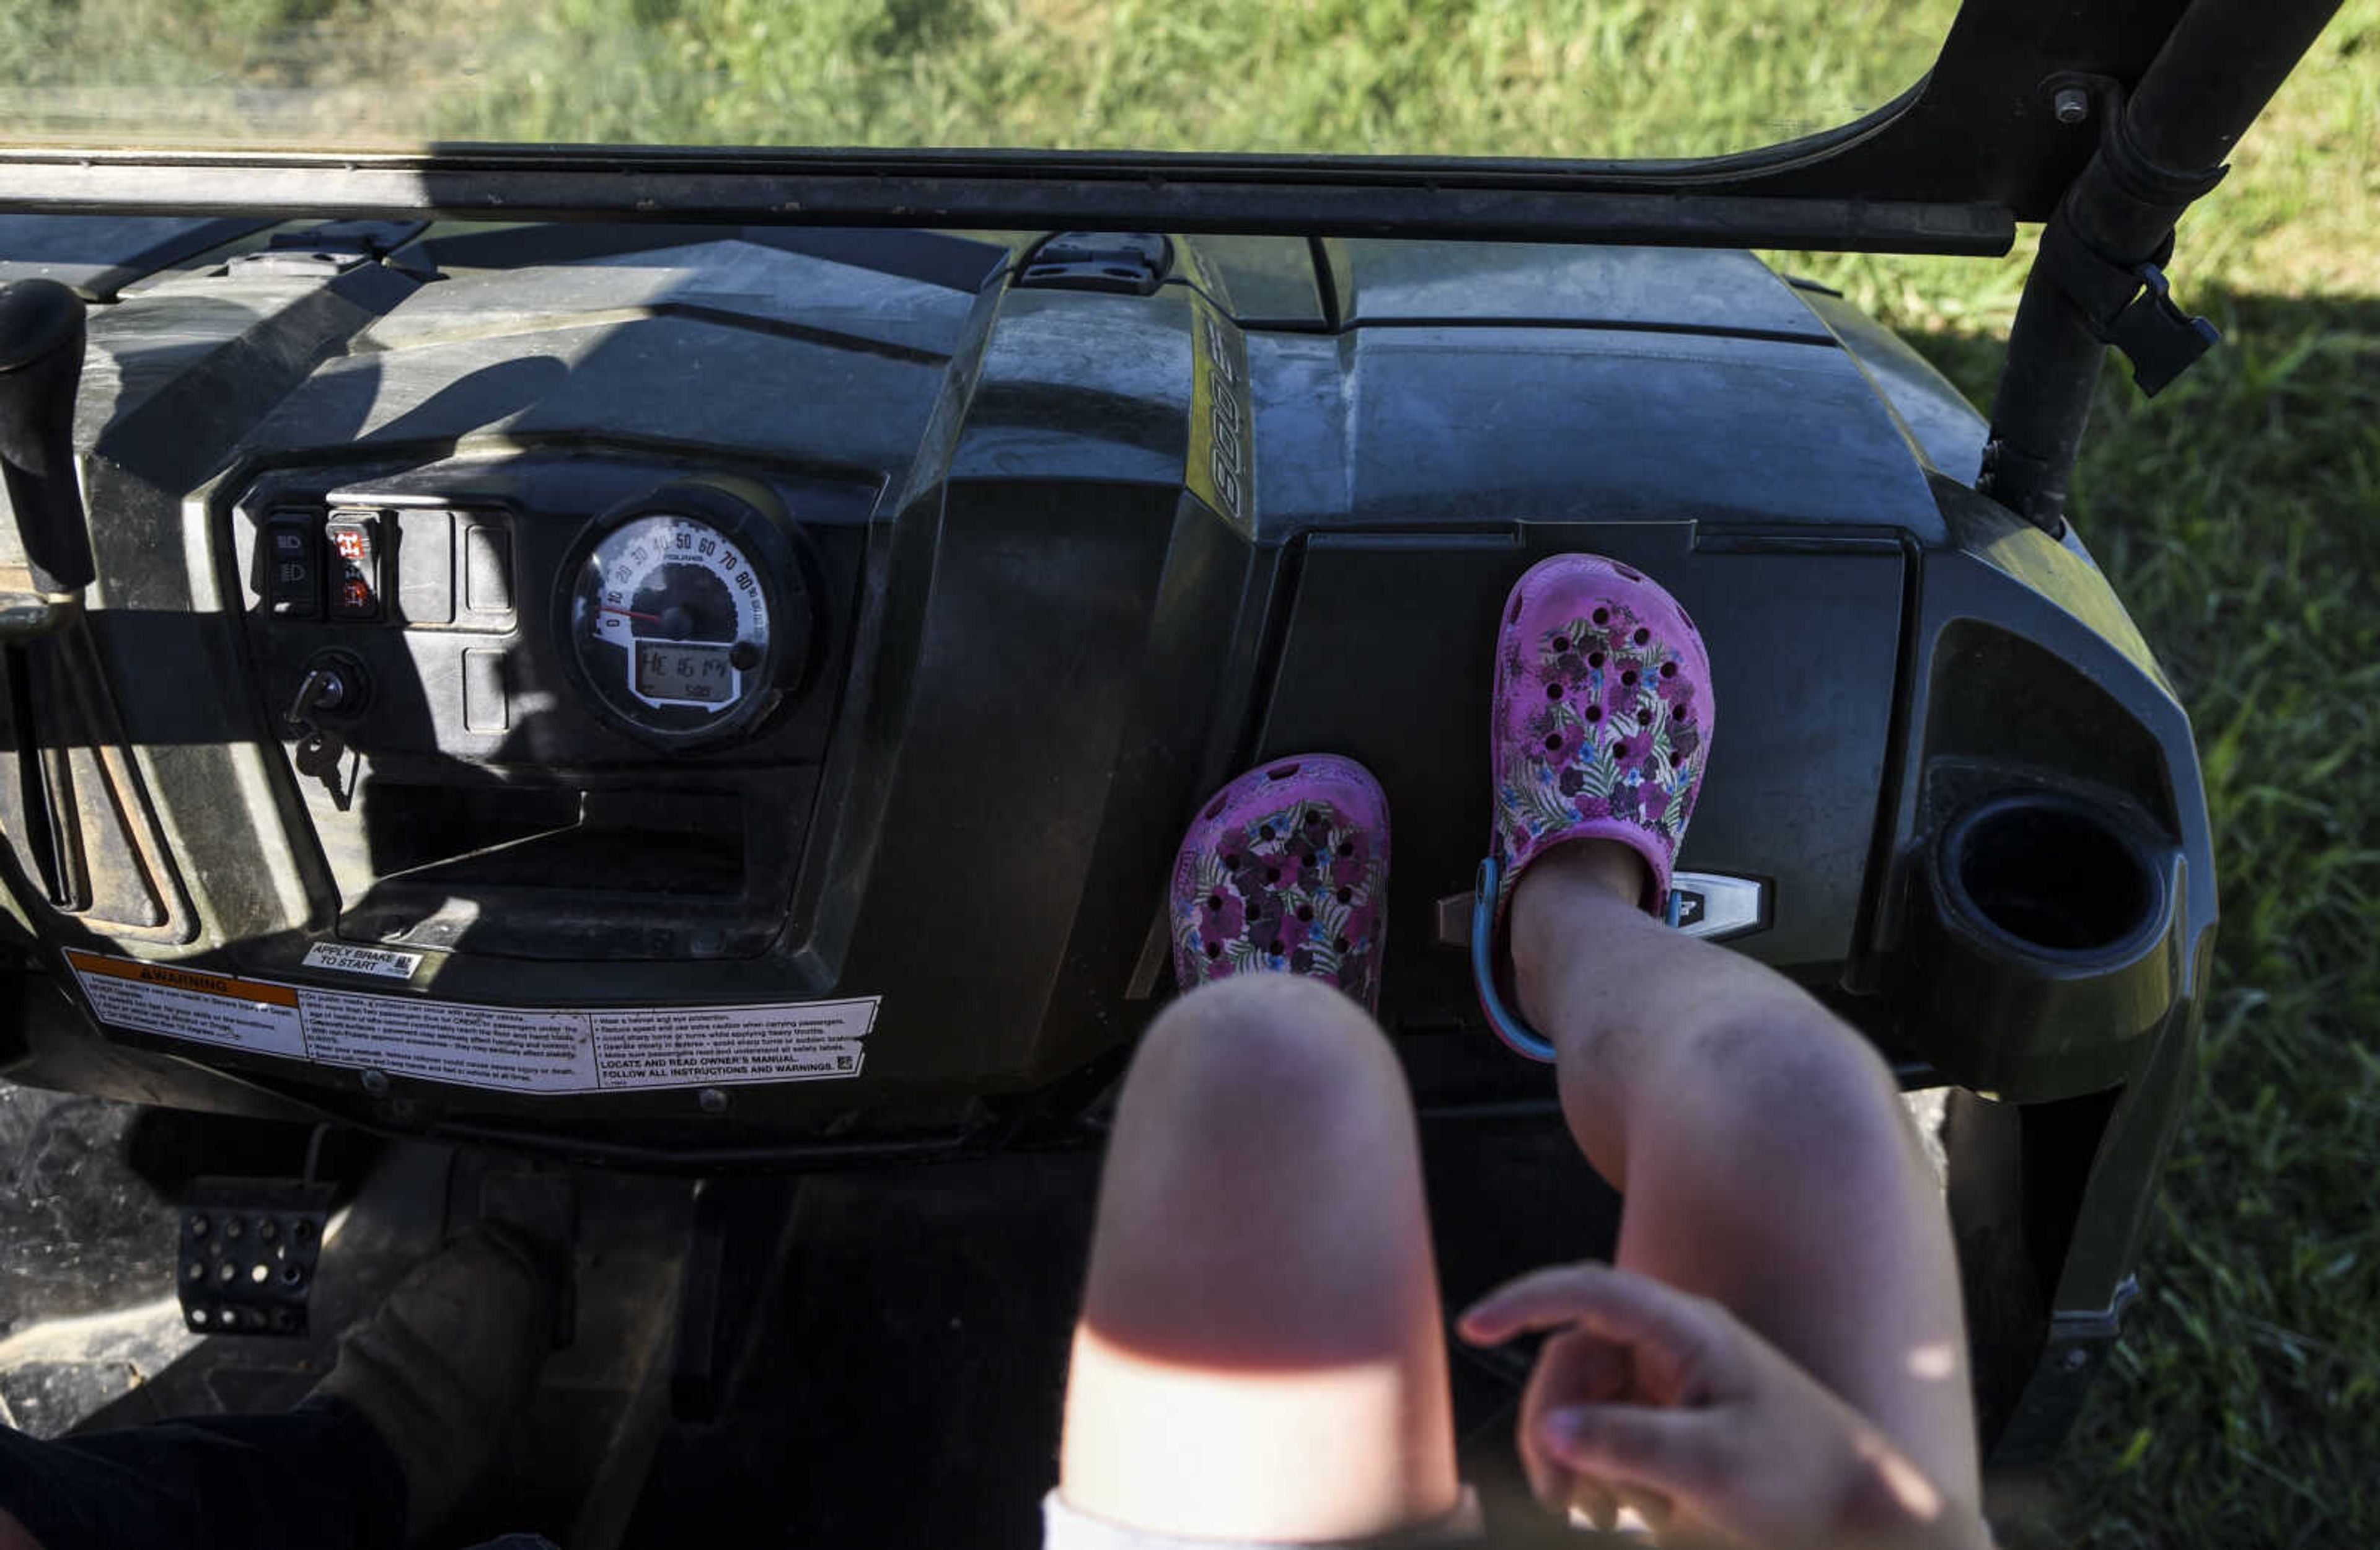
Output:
(286, 651), (368, 812)
(287, 650), (369, 728)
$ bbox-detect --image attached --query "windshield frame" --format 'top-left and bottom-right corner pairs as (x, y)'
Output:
(0, 0), (2191, 255)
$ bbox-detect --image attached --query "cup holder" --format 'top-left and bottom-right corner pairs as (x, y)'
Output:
(1939, 794), (2162, 959)
(1906, 790), (2179, 1098)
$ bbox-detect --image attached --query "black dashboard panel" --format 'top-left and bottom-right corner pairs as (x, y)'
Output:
(0, 221), (2211, 1183)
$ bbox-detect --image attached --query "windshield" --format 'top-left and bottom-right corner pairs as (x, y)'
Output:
(1, 0), (1959, 160)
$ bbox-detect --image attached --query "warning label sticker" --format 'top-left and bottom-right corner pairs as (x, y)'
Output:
(64, 950), (876, 1094)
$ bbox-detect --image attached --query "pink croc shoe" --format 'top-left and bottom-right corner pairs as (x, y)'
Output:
(1171, 755), (1391, 1016)
(1471, 553), (1715, 1060)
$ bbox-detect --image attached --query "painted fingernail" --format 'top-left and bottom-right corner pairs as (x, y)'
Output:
(1541, 1407), (1592, 1449)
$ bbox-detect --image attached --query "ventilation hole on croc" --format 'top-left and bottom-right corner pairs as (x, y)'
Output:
(1545, 734), (1562, 751)
(1267, 763), (1302, 781)
(1614, 742), (1629, 759)
(1204, 941), (1222, 959)
(1333, 936), (1350, 953)
(1208, 894), (1223, 910)
(1592, 607), (1610, 625)
(1585, 705), (1602, 722)
(1589, 651), (1605, 668)
(1546, 682), (1564, 700)
(1305, 812), (1328, 829)
(1552, 636), (1571, 653)
(1259, 823), (1275, 839)
(1633, 627), (1651, 645)
(1660, 660), (1678, 677)
(1297, 904), (1315, 922)
(1246, 905), (1262, 922)
(1672, 703), (1686, 720)
(1265, 867), (1281, 884)
(1225, 853), (1241, 869)
(1267, 943), (1285, 958)
(1338, 839), (1355, 856)
(1338, 887), (1354, 904)
(1203, 796), (1225, 820)
(1622, 669), (1638, 687)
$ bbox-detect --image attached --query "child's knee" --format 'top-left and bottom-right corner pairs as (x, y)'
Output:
(1675, 1006), (1908, 1162)
(1129, 975), (1403, 1143)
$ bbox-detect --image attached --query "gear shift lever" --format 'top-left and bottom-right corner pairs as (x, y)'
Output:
(0, 279), (95, 601)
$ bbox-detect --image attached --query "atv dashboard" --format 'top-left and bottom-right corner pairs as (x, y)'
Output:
(0, 219), (2210, 1169)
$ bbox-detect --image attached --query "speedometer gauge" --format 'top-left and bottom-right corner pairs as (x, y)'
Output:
(558, 483), (814, 749)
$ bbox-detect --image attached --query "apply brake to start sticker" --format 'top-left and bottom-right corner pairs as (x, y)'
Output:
(64, 950), (876, 1094)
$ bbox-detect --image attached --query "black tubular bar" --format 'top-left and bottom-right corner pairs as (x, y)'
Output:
(1980, 0), (2344, 532)
(0, 157), (2012, 256)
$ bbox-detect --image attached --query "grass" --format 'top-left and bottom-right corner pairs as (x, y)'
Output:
(6, 0), (2379, 1543)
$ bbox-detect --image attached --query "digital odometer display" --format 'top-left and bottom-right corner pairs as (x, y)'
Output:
(635, 640), (735, 705)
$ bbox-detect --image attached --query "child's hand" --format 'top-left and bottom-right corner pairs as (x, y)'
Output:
(1458, 1263), (1988, 1549)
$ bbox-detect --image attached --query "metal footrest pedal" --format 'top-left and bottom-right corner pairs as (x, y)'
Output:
(178, 1177), (337, 1336)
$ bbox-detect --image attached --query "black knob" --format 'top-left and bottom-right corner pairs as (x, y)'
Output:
(0, 280), (95, 597)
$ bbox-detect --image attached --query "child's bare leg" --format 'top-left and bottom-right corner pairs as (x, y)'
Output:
(1058, 974), (1463, 1541)
(1510, 839), (1980, 1507)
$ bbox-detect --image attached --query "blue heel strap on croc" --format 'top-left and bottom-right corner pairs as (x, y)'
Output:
(1470, 855), (1681, 1063)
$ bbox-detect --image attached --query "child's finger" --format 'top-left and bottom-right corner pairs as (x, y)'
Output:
(1459, 1262), (1717, 1365)
(1538, 1402), (1739, 1504)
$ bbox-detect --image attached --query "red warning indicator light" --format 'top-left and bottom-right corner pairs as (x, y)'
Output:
(325, 514), (381, 620)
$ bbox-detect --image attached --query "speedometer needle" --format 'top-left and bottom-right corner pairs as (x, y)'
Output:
(601, 607), (664, 622)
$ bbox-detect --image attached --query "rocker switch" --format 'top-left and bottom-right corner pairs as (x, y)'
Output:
(264, 515), (320, 619)
(325, 511), (382, 620)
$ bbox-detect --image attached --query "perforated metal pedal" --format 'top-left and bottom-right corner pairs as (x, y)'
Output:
(177, 1178), (335, 1337)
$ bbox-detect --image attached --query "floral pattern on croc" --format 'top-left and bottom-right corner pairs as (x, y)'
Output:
(1171, 755), (1391, 1016)
(1471, 553), (1714, 1060)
